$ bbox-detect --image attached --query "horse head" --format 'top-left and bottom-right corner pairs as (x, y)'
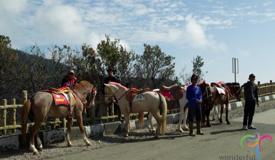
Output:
(199, 81), (213, 102)
(104, 82), (127, 103)
(73, 80), (97, 109)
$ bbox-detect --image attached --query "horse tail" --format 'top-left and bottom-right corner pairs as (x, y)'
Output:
(21, 99), (31, 146)
(158, 93), (167, 135)
(138, 112), (144, 129)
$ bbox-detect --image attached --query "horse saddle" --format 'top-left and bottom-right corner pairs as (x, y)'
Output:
(211, 82), (228, 95)
(126, 88), (150, 102)
(47, 87), (74, 106)
(215, 87), (226, 95)
(160, 84), (184, 100)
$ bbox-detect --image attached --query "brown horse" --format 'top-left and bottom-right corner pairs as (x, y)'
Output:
(198, 81), (214, 127)
(200, 82), (241, 125)
(21, 80), (97, 154)
(160, 84), (189, 132)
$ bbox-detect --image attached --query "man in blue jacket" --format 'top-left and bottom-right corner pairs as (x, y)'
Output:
(186, 74), (203, 136)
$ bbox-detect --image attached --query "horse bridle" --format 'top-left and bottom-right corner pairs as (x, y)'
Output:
(113, 87), (129, 102)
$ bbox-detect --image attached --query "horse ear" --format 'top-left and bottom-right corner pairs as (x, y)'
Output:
(104, 83), (110, 87)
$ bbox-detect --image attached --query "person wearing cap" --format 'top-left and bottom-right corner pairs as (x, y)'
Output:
(102, 67), (121, 89)
(186, 74), (203, 136)
(61, 70), (77, 88)
(241, 73), (259, 130)
(102, 67), (122, 119)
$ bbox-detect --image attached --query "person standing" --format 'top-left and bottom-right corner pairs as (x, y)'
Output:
(102, 67), (122, 120)
(242, 73), (259, 130)
(186, 74), (203, 136)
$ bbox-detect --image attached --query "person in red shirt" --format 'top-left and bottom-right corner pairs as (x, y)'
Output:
(61, 70), (77, 118)
(61, 70), (77, 88)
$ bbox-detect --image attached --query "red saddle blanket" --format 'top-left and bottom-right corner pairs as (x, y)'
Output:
(47, 87), (70, 106)
(161, 90), (174, 101)
(52, 93), (70, 106)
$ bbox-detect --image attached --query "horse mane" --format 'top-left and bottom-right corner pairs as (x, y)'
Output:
(109, 82), (128, 90)
(74, 80), (94, 92)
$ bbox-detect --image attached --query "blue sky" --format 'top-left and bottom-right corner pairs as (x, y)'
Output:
(1, 0), (275, 84)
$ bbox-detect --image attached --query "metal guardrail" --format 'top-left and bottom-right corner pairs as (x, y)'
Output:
(1, 82), (275, 136)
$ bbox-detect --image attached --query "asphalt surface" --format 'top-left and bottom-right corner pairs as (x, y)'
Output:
(1, 101), (275, 160)
(54, 107), (275, 160)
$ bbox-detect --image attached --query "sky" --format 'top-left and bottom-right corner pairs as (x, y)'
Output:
(1, 0), (275, 84)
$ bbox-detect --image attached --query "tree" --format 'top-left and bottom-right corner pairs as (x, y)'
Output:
(135, 44), (175, 88)
(192, 55), (204, 78)
(97, 36), (136, 85)
(179, 66), (192, 84)
(0, 35), (11, 49)
(97, 36), (121, 71)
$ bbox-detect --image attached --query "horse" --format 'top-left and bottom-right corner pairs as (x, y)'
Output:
(104, 82), (167, 137)
(199, 81), (241, 125)
(198, 81), (214, 127)
(21, 80), (97, 154)
(158, 84), (189, 133)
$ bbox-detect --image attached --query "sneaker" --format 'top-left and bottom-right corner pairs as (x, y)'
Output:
(248, 125), (256, 130)
(197, 131), (204, 135)
(242, 126), (248, 130)
(189, 133), (196, 136)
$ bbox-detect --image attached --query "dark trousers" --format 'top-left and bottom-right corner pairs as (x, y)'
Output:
(243, 100), (256, 126)
(187, 105), (202, 123)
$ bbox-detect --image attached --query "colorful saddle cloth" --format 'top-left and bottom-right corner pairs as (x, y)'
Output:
(47, 87), (71, 106)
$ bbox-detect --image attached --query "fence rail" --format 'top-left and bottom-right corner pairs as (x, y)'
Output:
(1, 81), (275, 136)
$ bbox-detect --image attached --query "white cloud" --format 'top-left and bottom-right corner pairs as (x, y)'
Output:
(0, 0), (28, 13)
(32, 2), (87, 44)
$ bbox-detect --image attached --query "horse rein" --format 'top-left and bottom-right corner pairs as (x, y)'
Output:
(113, 88), (129, 102)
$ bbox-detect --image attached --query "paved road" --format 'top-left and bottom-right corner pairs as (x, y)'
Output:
(53, 109), (275, 160)
(2, 103), (274, 160)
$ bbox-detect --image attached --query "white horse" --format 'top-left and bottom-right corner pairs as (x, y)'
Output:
(104, 82), (167, 137)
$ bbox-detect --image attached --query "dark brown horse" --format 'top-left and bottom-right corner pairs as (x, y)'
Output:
(21, 80), (97, 154)
(199, 81), (241, 126)
(198, 81), (214, 127)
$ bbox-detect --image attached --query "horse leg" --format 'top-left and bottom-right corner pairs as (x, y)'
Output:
(29, 121), (42, 154)
(66, 118), (73, 147)
(147, 113), (156, 133)
(206, 109), (211, 127)
(177, 102), (184, 133)
(151, 112), (161, 138)
(219, 104), (224, 123)
(211, 106), (217, 121)
(124, 113), (130, 137)
(225, 103), (230, 125)
(182, 105), (189, 131)
(75, 113), (91, 146)
(35, 134), (43, 151)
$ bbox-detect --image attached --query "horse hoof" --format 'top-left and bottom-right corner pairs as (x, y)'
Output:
(37, 144), (43, 151)
(182, 126), (189, 131)
(149, 128), (156, 134)
(219, 119), (223, 123)
(154, 135), (160, 139)
(226, 121), (231, 125)
(177, 128), (184, 133)
(124, 134), (129, 137)
(67, 143), (72, 147)
(86, 141), (92, 146)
